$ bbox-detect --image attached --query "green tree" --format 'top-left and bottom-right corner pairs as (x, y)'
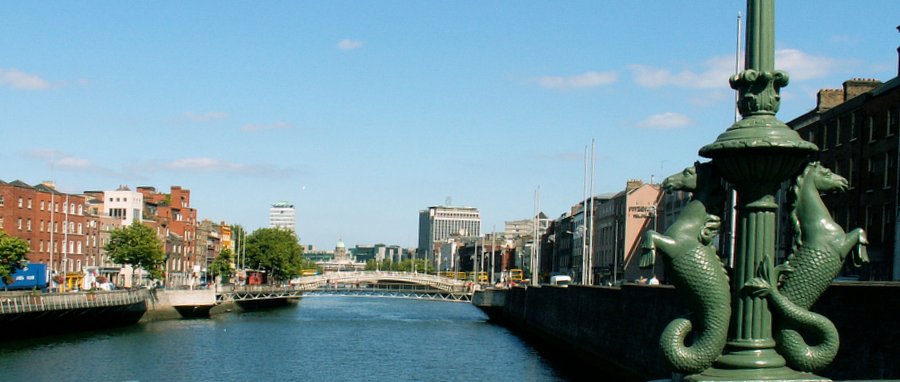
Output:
(0, 230), (29, 284)
(105, 222), (165, 283)
(209, 248), (235, 281)
(244, 228), (305, 281)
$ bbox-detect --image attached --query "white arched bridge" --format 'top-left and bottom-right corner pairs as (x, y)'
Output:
(218, 271), (475, 303)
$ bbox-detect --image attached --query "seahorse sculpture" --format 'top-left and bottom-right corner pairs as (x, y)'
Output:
(639, 161), (730, 374)
(749, 161), (868, 372)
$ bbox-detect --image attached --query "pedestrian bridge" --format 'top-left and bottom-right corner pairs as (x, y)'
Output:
(217, 271), (474, 303)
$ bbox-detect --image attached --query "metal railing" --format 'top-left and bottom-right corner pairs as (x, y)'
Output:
(0, 289), (149, 314)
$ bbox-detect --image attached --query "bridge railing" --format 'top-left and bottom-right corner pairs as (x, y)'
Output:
(0, 289), (150, 314)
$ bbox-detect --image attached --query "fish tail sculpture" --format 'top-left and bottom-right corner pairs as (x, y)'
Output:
(755, 162), (869, 371)
(640, 162), (730, 374)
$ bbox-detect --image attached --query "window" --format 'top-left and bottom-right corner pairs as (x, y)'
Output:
(77, 223), (82, 234)
(868, 116), (876, 142)
(884, 204), (893, 240)
(0, 196), (4, 206)
(889, 108), (898, 137)
(885, 152), (894, 189)
(69, 203), (75, 214)
(27, 199), (32, 209)
(848, 157), (855, 187)
(26, 219), (31, 231)
(17, 218), (22, 230)
(18, 198), (23, 208)
(39, 241), (43, 253)
(40, 220), (44, 232)
(77, 241), (82, 254)
(40, 201), (45, 211)
(835, 120), (842, 147)
(77, 205), (82, 215)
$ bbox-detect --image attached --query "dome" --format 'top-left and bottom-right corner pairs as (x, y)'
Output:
(336, 239), (345, 249)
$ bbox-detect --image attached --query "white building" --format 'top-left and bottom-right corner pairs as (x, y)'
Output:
(269, 201), (296, 231)
(418, 205), (481, 264)
(104, 185), (144, 225)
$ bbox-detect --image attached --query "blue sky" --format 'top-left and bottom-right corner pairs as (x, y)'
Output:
(1, 1), (897, 250)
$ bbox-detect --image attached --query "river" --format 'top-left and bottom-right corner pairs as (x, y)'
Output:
(0, 297), (577, 381)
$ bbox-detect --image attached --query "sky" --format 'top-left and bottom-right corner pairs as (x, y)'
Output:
(1, 1), (897, 250)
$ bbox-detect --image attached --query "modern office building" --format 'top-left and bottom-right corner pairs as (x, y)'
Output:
(269, 201), (296, 231)
(103, 185), (144, 225)
(418, 206), (481, 261)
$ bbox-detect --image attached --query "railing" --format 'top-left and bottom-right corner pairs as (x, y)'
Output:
(217, 271), (474, 302)
(0, 289), (149, 314)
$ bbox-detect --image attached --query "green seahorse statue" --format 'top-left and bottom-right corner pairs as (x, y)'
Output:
(640, 162), (731, 374)
(748, 161), (869, 372)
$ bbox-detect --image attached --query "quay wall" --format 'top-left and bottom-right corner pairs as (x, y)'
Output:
(481, 282), (900, 381)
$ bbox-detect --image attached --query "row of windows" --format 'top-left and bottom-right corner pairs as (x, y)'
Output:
(825, 151), (896, 191)
(812, 107), (899, 150)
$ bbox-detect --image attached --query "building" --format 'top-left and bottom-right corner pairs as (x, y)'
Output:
(0, 180), (90, 281)
(592, 179), (662, 284)
(138, 186), (200, 286)
(786, 71), (900, 280)
(269, 201), (296, 231)
(102, 185), (144, 225)
(418, 205), (481, 267)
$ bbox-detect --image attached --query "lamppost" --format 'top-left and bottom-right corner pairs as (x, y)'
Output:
(653, 1), (858, 380)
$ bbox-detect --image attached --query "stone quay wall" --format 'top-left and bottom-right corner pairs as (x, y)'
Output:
(478, 282), (900, 381)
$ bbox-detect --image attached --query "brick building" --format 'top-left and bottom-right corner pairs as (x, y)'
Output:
(0, 180), (90, 278)
(138, 186), (200, 286)
(786, 73), (899, 280)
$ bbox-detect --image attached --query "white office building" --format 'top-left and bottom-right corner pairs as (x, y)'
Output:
(418, 205), (481, 257)
(269, 201), (296, 231)
(104, 186), (144, 225)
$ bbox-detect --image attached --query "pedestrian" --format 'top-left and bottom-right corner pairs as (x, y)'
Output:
(649, 274), (660, 285)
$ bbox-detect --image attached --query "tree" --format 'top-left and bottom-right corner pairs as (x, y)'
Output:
(209, 248), (235, 282)
(105, 222), (165, 283)
(244, 228), (305, 281)
(0, 230), (29, 283)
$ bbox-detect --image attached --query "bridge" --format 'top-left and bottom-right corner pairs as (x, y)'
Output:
(217, 271), (474, 303)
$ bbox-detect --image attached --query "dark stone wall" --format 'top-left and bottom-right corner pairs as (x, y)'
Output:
(490, 282), (900, 381)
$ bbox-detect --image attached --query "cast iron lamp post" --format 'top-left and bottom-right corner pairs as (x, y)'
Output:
(639, 1), (868, 380)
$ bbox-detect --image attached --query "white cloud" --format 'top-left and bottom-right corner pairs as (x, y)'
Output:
(183, 111), (229, 123)
(337, 39), (364, 51)
(535, 71), (618, 90)
(241, 121), (292, 132)
(0, 68), (51, 90)
(164, 157), (245, 172)
(158, 157), (297, 178)
(631, 49), (839, 89)
(636, 112), (692, 129)
(774, 48), (837, 81)
(630, 55), (735, 89)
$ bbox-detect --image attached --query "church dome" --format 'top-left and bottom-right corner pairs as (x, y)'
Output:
(336, 239), (345, 249)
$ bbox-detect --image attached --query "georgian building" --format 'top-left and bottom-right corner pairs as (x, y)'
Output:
(786, 73), (900, 280)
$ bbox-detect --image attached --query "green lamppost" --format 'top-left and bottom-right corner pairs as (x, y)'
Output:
(641, 0), (869, 380)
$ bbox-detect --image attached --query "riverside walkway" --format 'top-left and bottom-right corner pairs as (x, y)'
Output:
(0, 289), (150, 314)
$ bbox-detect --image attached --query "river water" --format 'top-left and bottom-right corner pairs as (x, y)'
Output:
(0, 297), (576, 382)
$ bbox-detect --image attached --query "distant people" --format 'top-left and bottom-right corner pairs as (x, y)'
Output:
(638, 276), (647, 285)
(648, 275), (660, 285)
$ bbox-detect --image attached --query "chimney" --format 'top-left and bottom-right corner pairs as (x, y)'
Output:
(842, 78), (881, 101)
(816, 89), (843, 111)
(626, 179), (643, 191)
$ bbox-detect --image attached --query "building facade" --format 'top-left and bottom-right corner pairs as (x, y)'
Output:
(418, 206), (481, 265)
(269, 201), (296, 231)
(787, 74), (900, 280)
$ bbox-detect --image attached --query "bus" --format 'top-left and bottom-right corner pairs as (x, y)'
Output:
(509, 269), (524, 282)
(476, 272), (488, 283)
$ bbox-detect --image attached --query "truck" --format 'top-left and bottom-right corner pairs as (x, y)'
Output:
(1, 263), (49, 291)
(549, 275), (572, 287)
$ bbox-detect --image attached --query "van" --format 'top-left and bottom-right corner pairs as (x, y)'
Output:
(550, 275), (572, 287)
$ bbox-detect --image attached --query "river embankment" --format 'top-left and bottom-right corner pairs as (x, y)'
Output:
(474, 282), (900, 381)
